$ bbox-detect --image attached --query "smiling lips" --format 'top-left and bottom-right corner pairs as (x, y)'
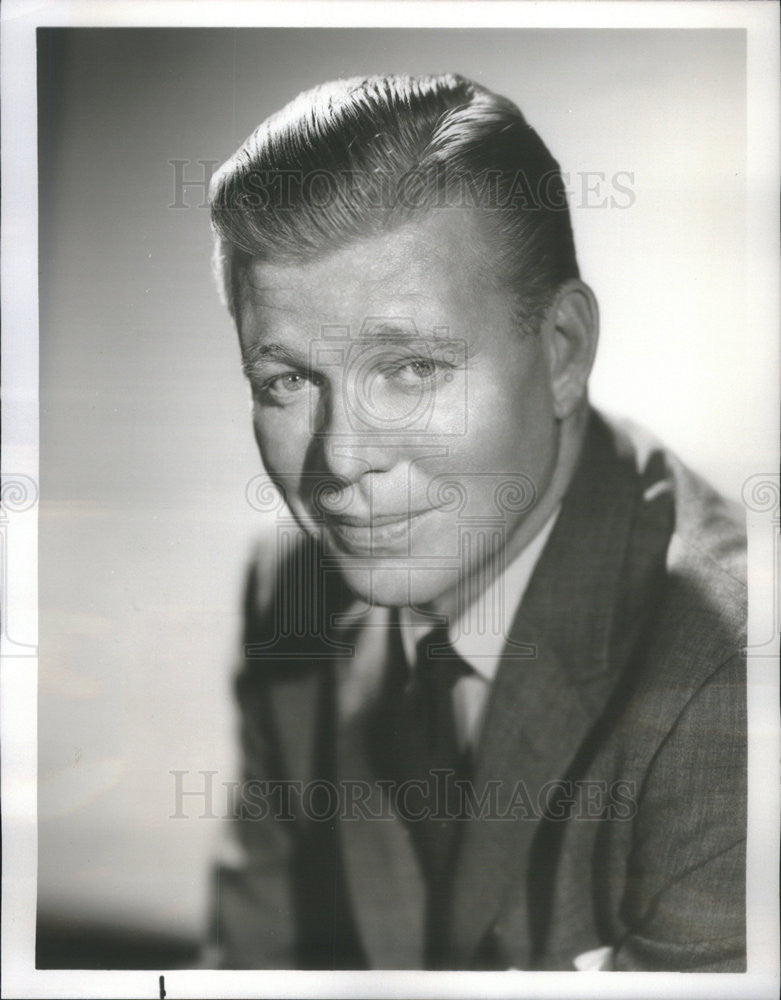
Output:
(324, 508), (433, 551)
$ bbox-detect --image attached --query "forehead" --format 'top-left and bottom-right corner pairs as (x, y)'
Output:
(237, 209), (505, 345)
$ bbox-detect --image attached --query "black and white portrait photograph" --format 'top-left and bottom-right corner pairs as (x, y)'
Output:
(1, 2), (779, 998)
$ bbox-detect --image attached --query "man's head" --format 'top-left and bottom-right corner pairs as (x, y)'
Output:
(210, 74), (598, 613)
(211, 74), (580, 333)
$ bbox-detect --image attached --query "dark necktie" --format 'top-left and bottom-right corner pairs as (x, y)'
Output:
(368, 619), (473, 967)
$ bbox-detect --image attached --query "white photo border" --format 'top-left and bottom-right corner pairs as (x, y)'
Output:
(1, 2), (778, 998)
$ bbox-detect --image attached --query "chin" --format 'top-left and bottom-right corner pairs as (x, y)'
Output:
(336, 559), (460, 610)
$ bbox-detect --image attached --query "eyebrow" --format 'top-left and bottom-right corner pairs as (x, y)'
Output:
(241, 342), (310, 379)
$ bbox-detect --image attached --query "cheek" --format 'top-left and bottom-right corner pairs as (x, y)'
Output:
(435, 366), (556, 511)
(252, 408), (310, 475)
(453, 381), (552, 468)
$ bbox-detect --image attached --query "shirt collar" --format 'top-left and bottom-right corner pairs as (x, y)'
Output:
(398, 507), (560, 682)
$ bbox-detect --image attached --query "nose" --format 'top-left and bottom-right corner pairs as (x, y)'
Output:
(310, 381), (399, 488)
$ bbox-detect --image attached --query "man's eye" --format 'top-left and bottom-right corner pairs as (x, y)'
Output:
(408, 359), (438, 379)
(258, 372), (316, 402)
(390, 358), (442, 383)
(274, 373), (308, 391)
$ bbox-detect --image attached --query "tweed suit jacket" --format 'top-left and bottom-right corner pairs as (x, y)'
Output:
(213, 408), (747, 971)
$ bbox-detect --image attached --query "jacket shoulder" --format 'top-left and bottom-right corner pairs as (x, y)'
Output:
(605, 412), (746, 650)
(237, 526), (353, 694)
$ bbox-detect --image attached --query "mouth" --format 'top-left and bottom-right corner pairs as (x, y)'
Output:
(323, 508), (433, 552)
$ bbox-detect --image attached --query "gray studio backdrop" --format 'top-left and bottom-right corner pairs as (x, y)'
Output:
(37, 27), (750, 959)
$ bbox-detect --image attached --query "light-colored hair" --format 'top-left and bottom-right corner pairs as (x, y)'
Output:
(209, 73), (579, 333)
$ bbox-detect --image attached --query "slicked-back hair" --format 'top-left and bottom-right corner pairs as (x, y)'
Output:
(209, 73), (580, 334)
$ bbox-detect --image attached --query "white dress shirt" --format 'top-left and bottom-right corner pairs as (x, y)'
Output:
(398, 510), (559, 750)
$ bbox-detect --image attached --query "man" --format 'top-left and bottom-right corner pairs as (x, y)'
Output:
(207, 74), (746, 971)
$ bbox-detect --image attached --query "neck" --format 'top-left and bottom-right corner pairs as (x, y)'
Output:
(424, 401), (590, 622)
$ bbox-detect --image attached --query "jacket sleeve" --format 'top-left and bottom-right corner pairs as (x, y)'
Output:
(612, 652), (747, 971)
(206, 545), (299, 970)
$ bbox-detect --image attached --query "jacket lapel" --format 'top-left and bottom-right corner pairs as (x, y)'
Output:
(450, 411), (645, 967)
(450, 624), (592, 968)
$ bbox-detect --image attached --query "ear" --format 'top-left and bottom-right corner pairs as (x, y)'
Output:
(541, 279), (599, 420)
